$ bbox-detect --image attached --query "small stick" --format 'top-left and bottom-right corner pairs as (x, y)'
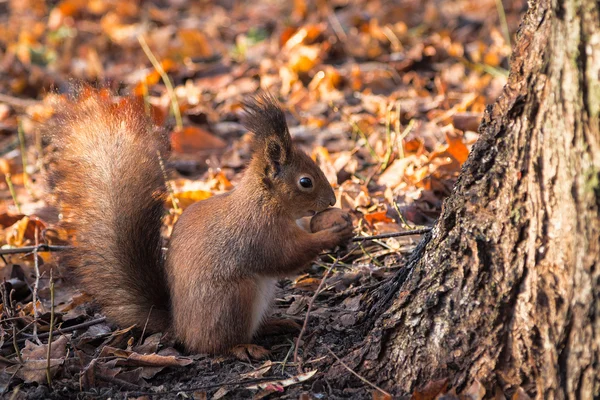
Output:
(0, 93), (40, 109)
(0, 230), (430, 256)
(137, 35), (183, 131)
(128, 376), (284, 397)
(280, 339), (295, 373)
(12, 325), (22, 364)
(45, 270), (55, 387)
(294, 256), (339, 371)
(14, 317), (107, 345)
(139, 305), (154, 346)
(7, 289), (23, 364)
(17, 118), (34, 197)
(0, 244), (70, 256)
(391, 200), (413, 230)
(325, 346), (391, 398)
(4, 174), (21, 214)
(357, 241), (382, 267)
(32, 227), (42, 344)
(351, 228), (431, 242)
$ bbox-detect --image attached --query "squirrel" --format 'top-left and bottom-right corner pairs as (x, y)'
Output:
(49, 89), (353, 358)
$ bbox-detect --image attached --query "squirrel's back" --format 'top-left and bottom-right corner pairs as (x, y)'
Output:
(49, 90), (170, 332)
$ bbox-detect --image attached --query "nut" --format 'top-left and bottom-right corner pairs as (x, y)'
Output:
(310, 208), (352, 233)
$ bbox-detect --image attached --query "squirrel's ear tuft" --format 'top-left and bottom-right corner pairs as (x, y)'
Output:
(242, 91), (292, 165)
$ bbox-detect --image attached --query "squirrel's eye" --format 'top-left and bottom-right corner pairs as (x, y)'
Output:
(299, 177), (313, 189)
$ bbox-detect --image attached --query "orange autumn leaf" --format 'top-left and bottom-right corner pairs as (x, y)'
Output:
(173, 190), (212, 209)
(292, 276), (322, 291)
(178, 29), (213, 59)
(445, 131), (469, 164)
(171, 126), (227, 154)
(211, 171), (233, 191)
(364, 210), (393, 225)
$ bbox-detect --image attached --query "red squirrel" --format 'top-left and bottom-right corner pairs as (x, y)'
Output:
(49, 90), (353, 358)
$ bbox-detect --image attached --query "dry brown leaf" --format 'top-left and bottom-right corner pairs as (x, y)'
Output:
(171, 126), (227, 154)
(17, 335), (69, 384)
(511, 388), (532, 400)
(177, 29), (213, 59)
(461, 379), (486, 400)
(248, 369), (317, 399)
(411, 378), (448, 400)
(373, 390), (393, 400)
(240, 360), (273, 379)
(212, 387), (230, 399)
(292, 276), (322, 292)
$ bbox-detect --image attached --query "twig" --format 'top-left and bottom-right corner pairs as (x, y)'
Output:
(17, 118), (34, 198)
(139, 305), (154, 346)
(495, 0), (511, 48)
(294, 256), (340, 371)
(351, 228), (431, 242)
(12, 325), (22, 364)
(357, 241), (382, 267)
(325, 346), (391, 398)
(0, 244), (70, 256)
(137, 35), (183, 131)
(32, 227), (42, 345)
(7, 289), (23, 364)
(4, 174), (21, 214)
(8, 386), (21, 400)
(0, 229), (430, 255)
(0, 93), (40, 109)
(280, 339), (295, 373)
(45, 270), (55, 387)
(327, 10), (347, 42)
(391, 201), (413, 229)
(7, 317), (107, 348)
(128, 376), (283, 397)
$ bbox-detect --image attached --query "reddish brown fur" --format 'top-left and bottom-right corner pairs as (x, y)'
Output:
(51, 90), (353, 355)
(50, 91), (171, 333)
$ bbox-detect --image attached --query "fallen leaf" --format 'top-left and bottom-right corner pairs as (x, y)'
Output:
(364, 210), (393, 225)
(411, 378), (448, 400)
(173, 190), (212, 209)
(292, 276), (322, 292)
(17, 335), (69, 384)
(240, 360), (272, 379)
(461, 379), (486, 400)
(171, 126), (227, 154)
(248, 369), (318, 399)
(511, 388), (532, 400)
(373, 390), (393, 400)
(444, 130), (469, 164)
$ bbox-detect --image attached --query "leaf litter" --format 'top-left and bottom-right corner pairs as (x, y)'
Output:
(0, 0), (525, 398)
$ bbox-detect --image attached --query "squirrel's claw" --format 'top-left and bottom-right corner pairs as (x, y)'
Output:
(230, 344), (271, 361)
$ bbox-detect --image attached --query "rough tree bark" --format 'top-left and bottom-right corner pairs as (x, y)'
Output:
(340, 0), (600, 398)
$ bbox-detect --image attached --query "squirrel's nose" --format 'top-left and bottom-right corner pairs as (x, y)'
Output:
(329, 193), (336, 207)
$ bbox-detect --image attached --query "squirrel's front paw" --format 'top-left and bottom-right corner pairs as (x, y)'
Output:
(317, 223), (354, 249)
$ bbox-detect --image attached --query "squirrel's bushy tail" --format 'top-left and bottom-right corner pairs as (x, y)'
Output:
(49, 90), (170, 332)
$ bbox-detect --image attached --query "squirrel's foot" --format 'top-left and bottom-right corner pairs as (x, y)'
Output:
(230, 344), (270, 361)
(257, 318), (301, 336)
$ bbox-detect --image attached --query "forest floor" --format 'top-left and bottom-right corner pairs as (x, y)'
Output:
(0, 0), (525, 398)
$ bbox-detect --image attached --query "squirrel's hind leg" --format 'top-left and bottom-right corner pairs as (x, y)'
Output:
(174, 277), (273, 356)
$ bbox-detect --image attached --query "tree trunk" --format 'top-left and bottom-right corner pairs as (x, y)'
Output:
(342, 0), (600, 397)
